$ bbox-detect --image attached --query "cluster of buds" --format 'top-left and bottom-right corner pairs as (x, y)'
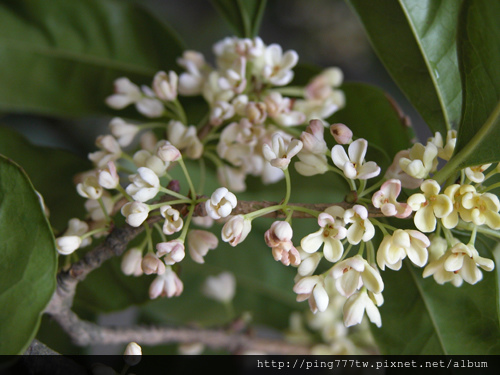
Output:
(54, 35), (498, 354)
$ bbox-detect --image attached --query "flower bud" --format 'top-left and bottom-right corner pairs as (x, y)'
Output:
(141, 253), (166, 275)
(153, 71), (178, 101)
(156, 239), (185, 265)
(121, 248), (143, 276)
(330, 123), (353, 144)
(149, 267), (183, 299)
(123, 342), (142, 366)
(55, 236), (82, 255)
(205, 187), (237, 220)
(77, 175), (103, 200)
(98, 161), (119, 189)
(187, 230), (218, 264)
(221, 215), (252, 246)
(157, 141), (182, 162)
(202, 272), (236, 303)
(121, 201), (150, 227)
(109, 117), (139, 147)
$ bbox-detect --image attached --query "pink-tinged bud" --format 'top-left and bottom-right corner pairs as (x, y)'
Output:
(98, 161), (119, 189)
(123, 342), (142, 366)
(187, 230), (218, 264)
(149, 268), (184, 299)
(152, 70), (178, 101)
(156, 239), (185, 265)
(157, 141), (182, 162)
(221, 215), (252, 246)
(245, 102), (267, 124)
(141, 253), (166, 275)
(121, 248), (143, 277)
(330, 123), (353, 144)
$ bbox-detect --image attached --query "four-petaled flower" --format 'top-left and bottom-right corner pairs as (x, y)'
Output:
(331, 139), (380, 180)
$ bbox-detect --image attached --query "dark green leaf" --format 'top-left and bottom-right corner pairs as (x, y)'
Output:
(330, 82), (414, 169)
(0, 126), (90, 232)
(348, 0), (462, 134)
(372, 235), (500, 354)
(0, 0), (184, 118)
(210, 0), (267, 38)
(0, 155), (57, 354)
(435, 0), (500, 182)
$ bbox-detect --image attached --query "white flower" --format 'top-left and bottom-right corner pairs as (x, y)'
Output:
(133, 149), (168, 177)
(205, 187), (237, 219)
(300, 120), (328, 154)
(428, 130), (456, 161)
(121, 201), (150, 227)
(55, 218), (90, 255)
(407, 179), (453, 232)
(149, 267), (184, 299)
(443, 243), (494, 285)
(384, 150), (423, 189)
(461, 190), (500, 229)
(221, 215), (252, 246)
(344, 205), (375, 244)
(399, 142), (438, 179)
(262, 44), (298, 86)
(167, 121), (203, 159)
(376, 229), (430, 271)
(153, 70), (178, 101)
(98, 161), (119, 189)
(264, 92), (305, 126)
(177, 50), (207, 96)
(76, 175), (103, 200)
(156, 141), (182, 163)
(262, 133), (303, 170)
(294, 152), (329, 176)
(343, 289), (382, 328)
(84, 195), (114, 222)
(123, 342), (142, 366)
(156, 239), (185, 265)
(464, 164), (492, 183)
(297, 248), (322, 277)
(88, 135), (122, 168)
(372, 179), (412, 218)
(121, 248), (143, 277)
(293, 276), (329, 314)
(126, 167), (160, 202)
(331, 255), (384, 298)
(330, 123), (353, 144)
(187, 230), (218, 264)
(300, 213), (346, 262)
(210, 101), (235, 126)
(305, 67), (343, 101)
(105, 77), (142, 109)
(136, 86), (165, 118)
(56, 236), (83, 255)
(218, 57), (247, 94)
(109, 117), (140, 147)
(217, 165), (246, 192)
(141, 253), (166, 275)
(160, 205), (183, 235)
(331, 139), (380, 180)
(423, 242), (495, 286)
(265, 221), (301, 266)
(202, 272), (236, 303)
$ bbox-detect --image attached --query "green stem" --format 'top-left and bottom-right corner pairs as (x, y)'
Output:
(283, 168), (292, 206)
(159, 186), (190, 201)
(433, 100), (500, 185)
(358, 178), (384, 198)
(178, 158), (197, 200)
(245, 205), (282, 220)
(148, 199), (191, 210)
(178, 203), (195, 242)
(285, 205), (321, 218)
(115, 184), (133, 201)
(98, 197), (112, 223)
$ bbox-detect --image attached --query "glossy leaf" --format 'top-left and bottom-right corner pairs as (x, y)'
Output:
(372, 234), (500, 354)
(0, 126), (90, 232)
(435, 0), (500, 183)
(210, 0), (267, 38)
(0, 155), (57, 354)
(0, 0), (184, 118)
(348, 0), (462, 134)
(330, 82), (414, 168)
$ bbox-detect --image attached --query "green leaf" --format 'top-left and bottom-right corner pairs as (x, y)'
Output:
(0, 155), (57, 354)
(372, 236), (500, 354)
(435, 0), (500, 182)
(210, 0), (267, 38)
(348, 0), (463, 134)
(0, 0), (184, 118)
(0, 126), (90, 232)
(330, 82), (414, 167)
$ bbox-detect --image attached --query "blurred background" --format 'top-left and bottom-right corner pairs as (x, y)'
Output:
(2, 0), (427, 157)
